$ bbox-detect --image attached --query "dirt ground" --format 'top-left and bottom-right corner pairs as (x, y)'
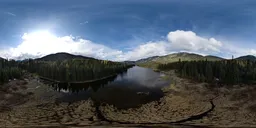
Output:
(0, 72), (256, 127)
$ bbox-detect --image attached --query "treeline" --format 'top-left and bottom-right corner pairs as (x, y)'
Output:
(51, 75), (118, 93)
(19, 59), (133, 82)
(0, 59), (23, 84)
(158, 59), (256, 85)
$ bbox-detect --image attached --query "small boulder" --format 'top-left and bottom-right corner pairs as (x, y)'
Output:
(89, 116), (97, 121)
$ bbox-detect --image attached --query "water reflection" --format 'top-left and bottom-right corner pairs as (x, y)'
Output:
(113, 66), (170, 88)
(43, 66), (170, 94)
(45, 66), (171, 106)
(48, 75), (119, 93)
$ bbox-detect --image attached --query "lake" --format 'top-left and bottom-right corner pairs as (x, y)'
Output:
(48, 66), (171, 106)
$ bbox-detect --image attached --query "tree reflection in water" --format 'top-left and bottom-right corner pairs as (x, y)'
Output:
(49, 75), (119, 93)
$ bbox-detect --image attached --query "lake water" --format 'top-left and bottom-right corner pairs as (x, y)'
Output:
(50, 66), (170, 92)
(48, 66), (171, 105)
(111, 66), (170, 88)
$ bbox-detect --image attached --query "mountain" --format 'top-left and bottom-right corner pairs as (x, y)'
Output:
(235, 55), (256, 61)
(36, 52), (96, 61)
(144, 52), (224, 64)
(136, 56), (159, 63)
(152, 52), (204, 63)
(204, 55), (224, 61)
(136, 52), (224, 69)
(123, 61), (136, 65)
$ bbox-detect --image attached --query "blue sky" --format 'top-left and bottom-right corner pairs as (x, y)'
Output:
(1, 0), (256, 60)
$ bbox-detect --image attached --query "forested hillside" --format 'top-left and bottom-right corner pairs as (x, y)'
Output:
(0, 58), (23, 84)
(235, 55), (256, 61)
(0, 53), (134, 84)
(136, 52), (224, 69)
(136, 56), (159, 63)
(19, 58), (133, 82)
(35, 52), (95, 61)
(158, 59), (256, 85)
(3, 52), (256, 85)
(138, 52), (223, 64)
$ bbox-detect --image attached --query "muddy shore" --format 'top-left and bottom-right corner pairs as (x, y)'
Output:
(0, 72), (256, 127)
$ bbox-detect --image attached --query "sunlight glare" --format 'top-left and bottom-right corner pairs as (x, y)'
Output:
(22, 30), (56, 41)
(15, 30), (63, 56)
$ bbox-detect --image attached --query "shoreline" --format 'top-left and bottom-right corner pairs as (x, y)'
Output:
(0, 72), (256, 127)
(39, 74), (118, 84)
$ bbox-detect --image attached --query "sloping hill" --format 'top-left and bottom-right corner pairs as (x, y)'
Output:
(204, 55), (224, 61)
(150, 52), (224, 64)
(123, 61), (136, 65)
(136, 56), (159, 63)
(136, 52), (224, 69)
(235, 55), (256, 61)
(152, 52), (203, 63)
(36, 52), (96, 61)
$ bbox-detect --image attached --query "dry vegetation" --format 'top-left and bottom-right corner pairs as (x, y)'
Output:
(0, 72), (256, 127)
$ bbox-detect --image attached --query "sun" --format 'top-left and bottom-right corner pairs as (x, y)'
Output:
(18, 30), (60, 55)
(22, 30), (56, 42)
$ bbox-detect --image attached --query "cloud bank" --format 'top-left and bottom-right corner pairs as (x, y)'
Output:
(0, 30), (253, 61)
(167, 30), (222, 52)
(0, 31), (122, 60)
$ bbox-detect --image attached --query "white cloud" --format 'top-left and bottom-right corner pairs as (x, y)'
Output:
(249, 49), (256, 55)
(4, 12), (16, 16)
(80, 21), (89, 25)
(117, 30), (224, 61)
(1, 30), (254, 61)
(167, 30), (222, 53)
(116, 41), (169, 61)
(0, 31), (122, 60)
(217, 41), (256, 59)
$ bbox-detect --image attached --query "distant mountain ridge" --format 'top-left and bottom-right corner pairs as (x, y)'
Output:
(235, 55), (256, 61)
(123, 61), (136, 65)
(205, 55), (224, 60)
(136, 56), (159, 63)
(3, 52), (256, 63)
(136, 52), (224, 64)
(36, 52), (96, 61)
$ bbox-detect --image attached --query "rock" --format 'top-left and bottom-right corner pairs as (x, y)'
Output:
(4, 94), (13, 99)
(89, 116), (97, 121)
(61, 116), (70, 123)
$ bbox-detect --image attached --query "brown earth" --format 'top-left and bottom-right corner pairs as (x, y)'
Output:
(0, 72), (256, 127)
(162, 71), (256, 127)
